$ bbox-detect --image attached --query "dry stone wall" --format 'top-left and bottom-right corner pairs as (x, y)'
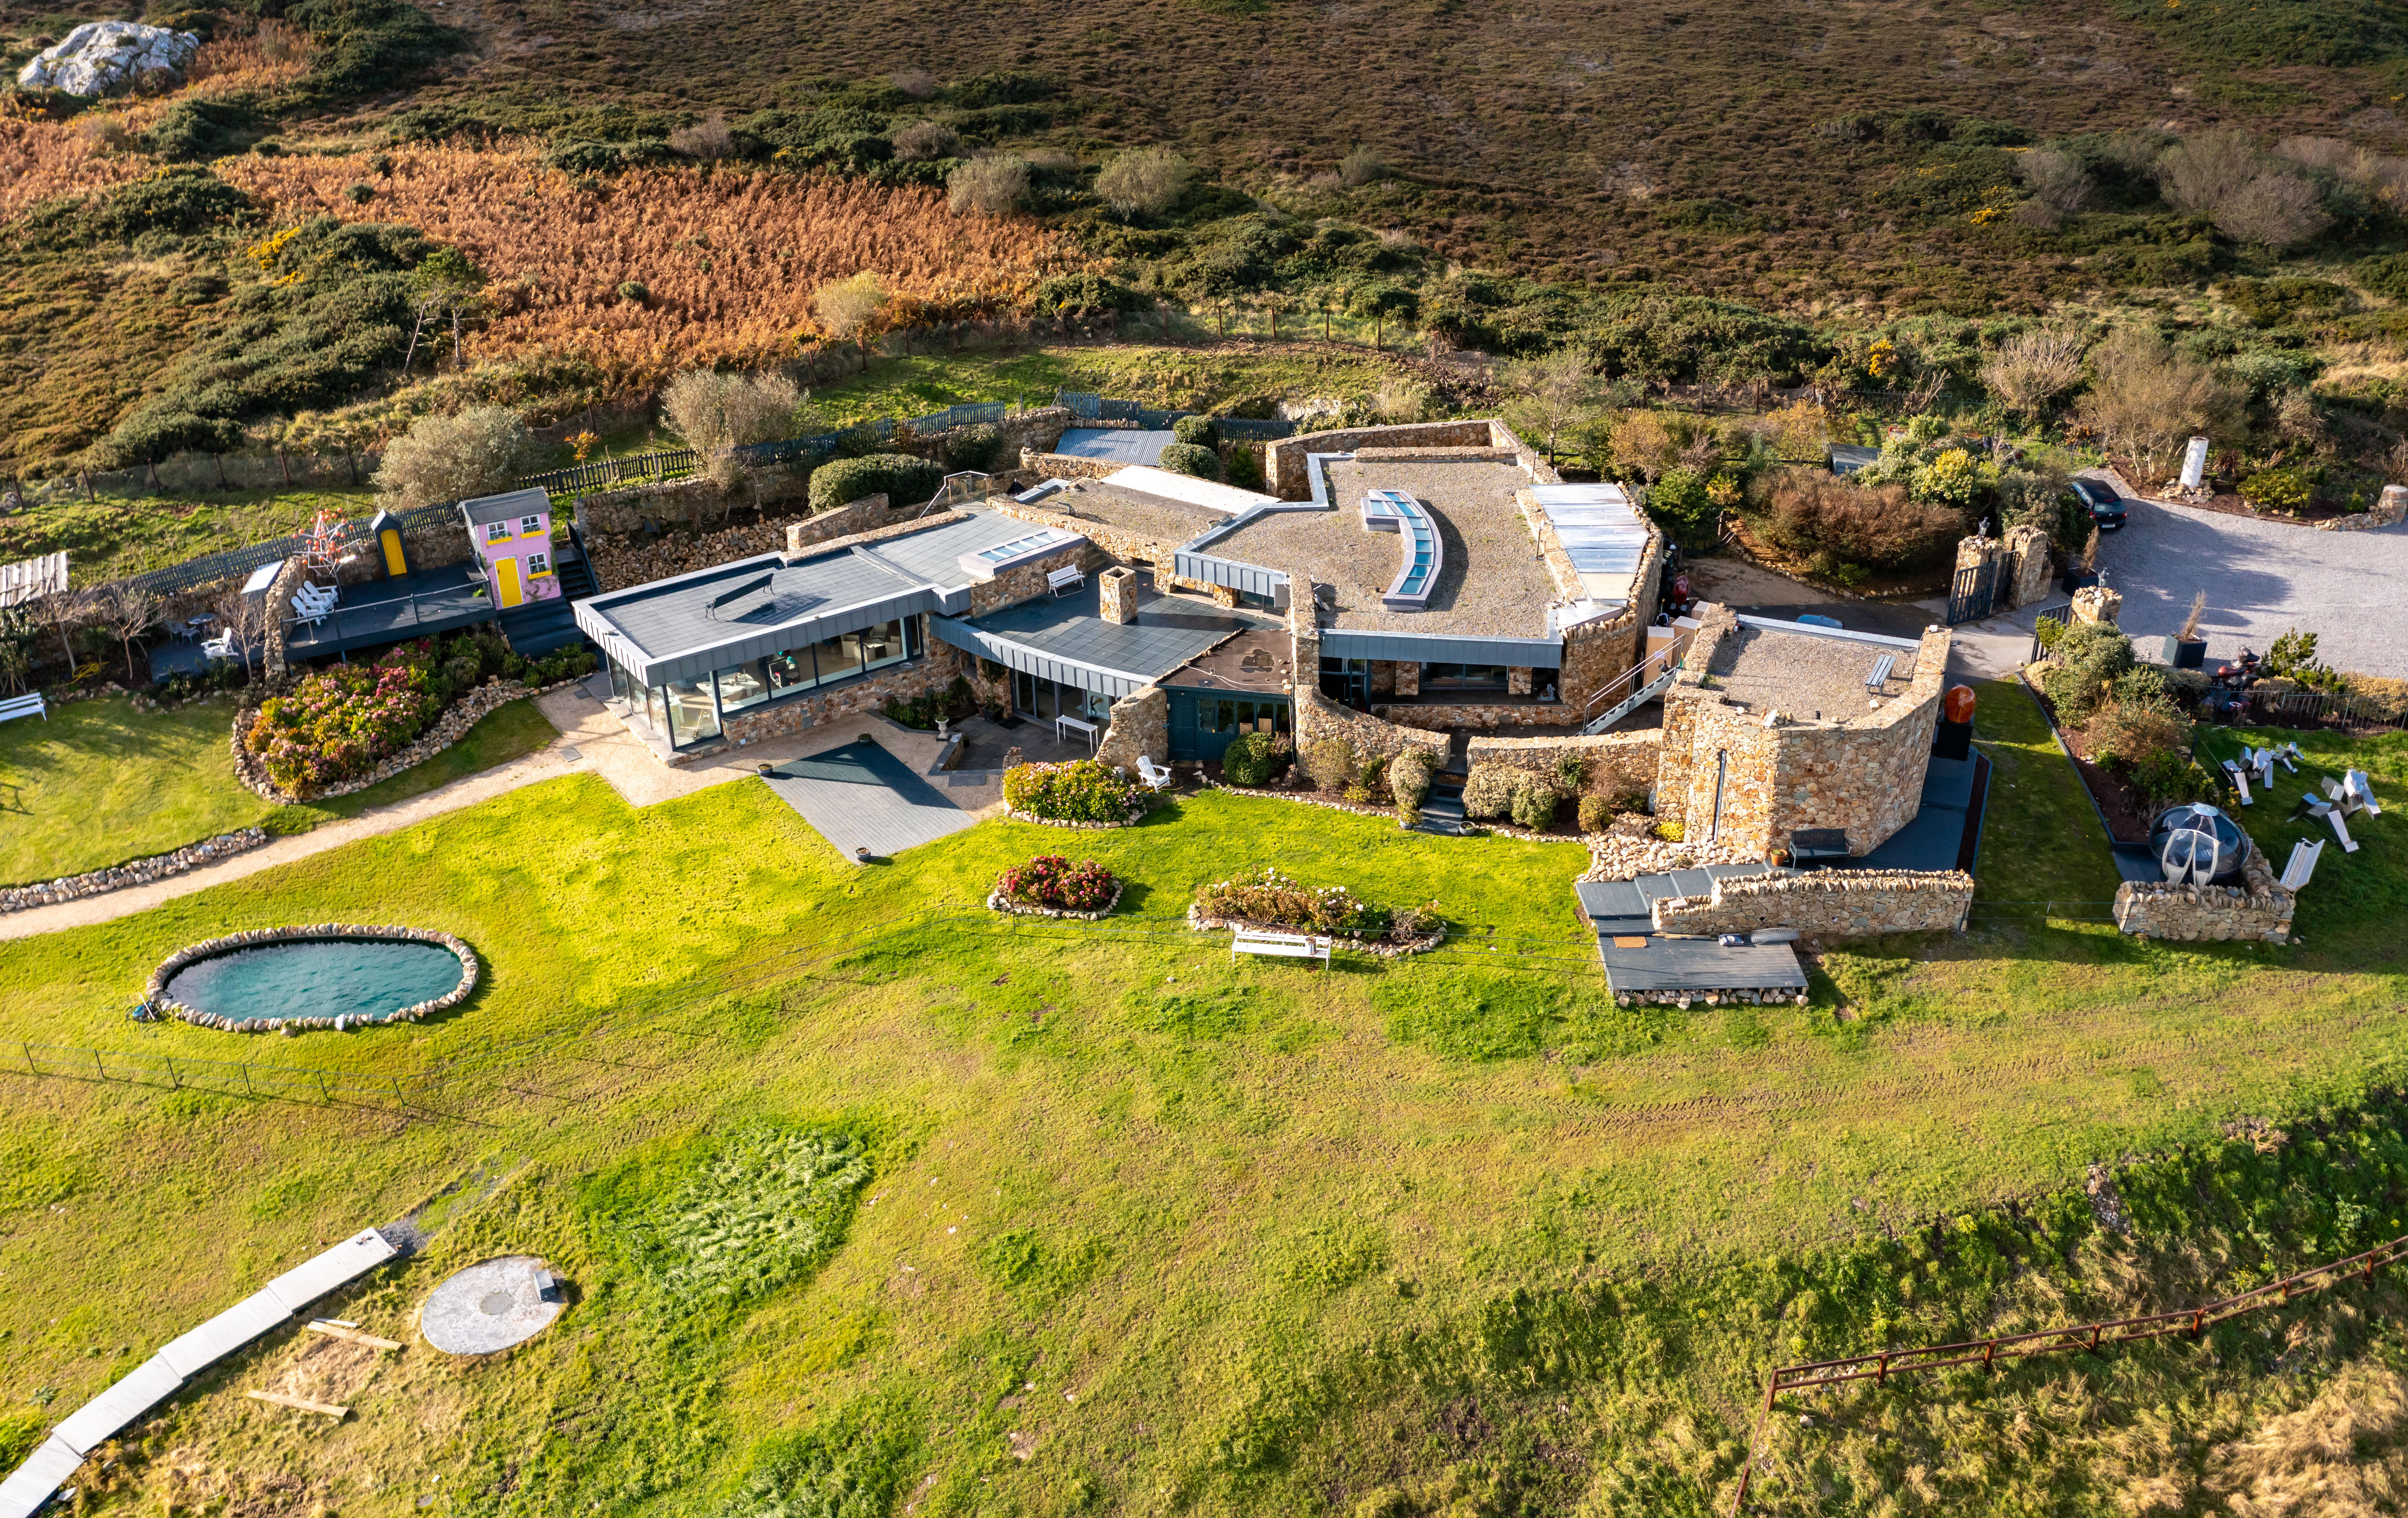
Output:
(1465, 730), (1662, 802)
(2319, 484), (2408, 532)
(1266, 420), (1507, 499)
(2113, 842), (2294, 942)
(1649, 869), (1974, 937)
(989, 497), (1239, 604)
(2, 828), (269, 915)
(1289, 588), (1449, 765)
(1093, 685), (1169, 770)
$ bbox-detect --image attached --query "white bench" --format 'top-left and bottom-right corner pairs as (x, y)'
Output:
(1048, 566), (1086, 598)
(1232, 929), (1331, 967)
(0, 692), (46, 724)
(1055, 713), (1098, 751)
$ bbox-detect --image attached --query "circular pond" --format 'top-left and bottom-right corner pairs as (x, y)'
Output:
(149, 925), (477, 1032)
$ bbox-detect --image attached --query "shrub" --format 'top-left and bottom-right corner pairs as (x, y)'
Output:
(2040, 620), (2136, 725)
(1302, 737), (1357, 792)
(994, 854), (1117, 911)
(2076, 328), (2245, 478)
(1096, 147), (1193, 217)
(1220, 730), (1280, 785)
(1342, 783), (1373, 804)
(1646, 467), (1719, 549)
(1339, 144), (1389, 187)
(2131, 748), (2213, 807)
(1460, 763), (1520, 819)
(1654, 819), (1684, 843)
(890, 120), (959, 162)
(1389, 748), (1434, 811)
(246, 653), (443, 793)
(884, 676), (975, 730)
(948, 154), (1029, 216)
(661, 368), (800, 453)
(1577, 794), (1614, 833)
(807, 453), (945, 513)
(373, 404), (534, 510)
(1002, 759), (1140, 822)
(2156, 130), (2331, 249)
(938, 422), (1007, 473)
(1172, 415), (1218, 448)
(1508, 777), (1562, 830)
(617, 279), (649, 303)
(2240, 468), (2311, 515)
(1980, 327), (2088, 419)
(811, 271), (886, 338)
(2263, 627), (2345, 692)
(1197, 867), (1382, 935)
(2088, 698), (2191, 772)
(1157, 442), (1222, 481)
(1763, 468), (1962, 568)
(668, 113), (737, 160)
(1032, 272), (1149, 316)
(1910, 447), (1984, 507)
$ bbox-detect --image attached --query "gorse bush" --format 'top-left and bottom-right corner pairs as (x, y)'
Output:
(1003, 759), (1140, 822)
(1762, 468), (1963, 569)
(806, 453), (944, 513)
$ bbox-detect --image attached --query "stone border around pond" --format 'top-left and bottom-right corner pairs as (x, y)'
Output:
(1, 828), (270, 915)
(1185, 904), (1448, 959)
(985, 879), (1125, 921)
(145, 923), (479, 1033)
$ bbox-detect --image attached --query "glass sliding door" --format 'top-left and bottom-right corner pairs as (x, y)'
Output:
(663, 676), (721, 746)
(814, 629), (863, 685)
(715, 662), (769, 715)
(861, 619), (907, 673)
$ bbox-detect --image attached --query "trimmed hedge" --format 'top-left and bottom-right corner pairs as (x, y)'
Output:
(1172, 415), (1218, 447)
(1157, 442), (1222, 481)
(807, 453), (947, 513)
(1003, 759), (1141, 822)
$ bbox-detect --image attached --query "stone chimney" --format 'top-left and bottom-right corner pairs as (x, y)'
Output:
(1099, 565), (1139, 625)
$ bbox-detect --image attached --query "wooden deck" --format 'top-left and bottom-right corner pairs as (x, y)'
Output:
(282, 567), (496, 660)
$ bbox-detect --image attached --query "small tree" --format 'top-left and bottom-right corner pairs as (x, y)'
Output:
(402, 246), (485, 372)
(662, 368), (802, 452)
(214, 584), (270, 678)
(1498, 346), (1605, 463)
(2156, 131), (2332, 249)
(812, 271), (887, 339)
(1095, 147), (1192, 218)
(2075, 329), (2243, 478)
(948, 154), (1030, 216)
(2011, 149), (2095, 230)
(100, 584), (160, 684)
(1980, 327), (2088, 421)
(373, 405), (536, 510)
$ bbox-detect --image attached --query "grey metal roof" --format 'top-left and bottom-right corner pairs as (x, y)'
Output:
(575, 510), (1061, 687)
(1056, 428), (1174, 465)
(1319, 627), (1563, 668)
(930, 578), (1275, 699)
(458, 487), (550, 527)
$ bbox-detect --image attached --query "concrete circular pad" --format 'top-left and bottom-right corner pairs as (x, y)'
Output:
(420, 1256), (564, 1355)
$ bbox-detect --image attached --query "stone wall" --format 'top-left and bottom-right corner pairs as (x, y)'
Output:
(2, 828), (270, 915)
(1018, 450), (1126, 483)
(1099, 565), (1139, 624)
(2072, 585), (2122, 625)
(1654, 607), (1952, 856)
(1379, 700), (1580, 730)
(1266, 419), (1526, 499)
(968, 542), (1088, 617)
(1093, 684), (1169, 770)
(2318, 484), (2408, 533)
(2003, 523), (2053, 608)
(1464, 729), (1663, 802)
(576, 470), (806, 537)
(1289, 583), (1449, 765)
(2113, 841), (2294, 942)
(1649, 869), (1974, 937)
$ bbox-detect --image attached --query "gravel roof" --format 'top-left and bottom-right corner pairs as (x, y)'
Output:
(1706, 625), (1914, 722)
(1211, 460), (1555, 637)
(1046, 481), (1226, 550)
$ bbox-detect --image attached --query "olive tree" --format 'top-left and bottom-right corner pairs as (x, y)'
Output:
(373, 404), (536, 510)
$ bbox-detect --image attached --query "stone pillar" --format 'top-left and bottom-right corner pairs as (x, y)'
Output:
(1394, 661), (1421, 697)
(1369, 660), (1396, 697)
(2071, 585), (2122, 626)
(1953, 534), (2000, 577)
(2378, 484), (2408, 527)
(1093, 684), (1168, 770)
(1098, 565), (1139, 625)
(2001, 523), (2052, 610)
(1508, 666), (1534, 696)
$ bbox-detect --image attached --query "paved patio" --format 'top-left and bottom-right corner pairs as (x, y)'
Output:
(759, 739), (985, 859)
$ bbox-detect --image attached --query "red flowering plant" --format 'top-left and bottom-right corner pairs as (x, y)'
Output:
(246, 644), (443, 794)
(994, 854), (1118, 912)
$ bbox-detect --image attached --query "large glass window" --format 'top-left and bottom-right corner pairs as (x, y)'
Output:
(815, 629), (863, 685)
(608, 656), (634, 705)
(643, 683), (667, 736)
(1319, 655), (1369, 704)
(715, 662), (769, 714)
(861, 619), (907, 673)
(767, 648), (814, 697)
(664, 676), (721, 746)
(1424, 662), (1509, 690)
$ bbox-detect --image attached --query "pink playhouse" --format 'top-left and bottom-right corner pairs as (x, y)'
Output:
(458, 488), (559, 609)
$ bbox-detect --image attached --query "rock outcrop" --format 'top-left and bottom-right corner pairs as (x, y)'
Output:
(17, 21), (199, 96)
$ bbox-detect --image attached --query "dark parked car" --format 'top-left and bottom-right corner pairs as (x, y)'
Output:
(2071, 477), (2127, 531)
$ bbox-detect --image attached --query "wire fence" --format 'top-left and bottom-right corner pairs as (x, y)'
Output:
(1731, 1229), (2408, 1512)
(7, 1038), (413, 1108)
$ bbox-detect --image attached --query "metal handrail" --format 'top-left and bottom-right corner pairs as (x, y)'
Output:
(1586, 628), (1695, 715)
(916, 470), (1001, 520)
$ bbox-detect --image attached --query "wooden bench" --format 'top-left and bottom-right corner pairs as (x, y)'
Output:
(0, 692), (46, 725)
(1048, 565), (1086, 598)
(1232, 929), (1331, 967)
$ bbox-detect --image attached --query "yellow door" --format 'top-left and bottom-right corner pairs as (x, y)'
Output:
(379, 527), (406, 577)
(496, 557), (522, 608)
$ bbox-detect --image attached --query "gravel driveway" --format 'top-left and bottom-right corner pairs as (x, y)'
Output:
(1951, 480), (2408, 679)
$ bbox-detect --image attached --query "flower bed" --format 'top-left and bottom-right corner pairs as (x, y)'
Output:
(1187, 868), (1446, 956)
(987, 854), (1122, 921)
(1003, 759), (1145, 825)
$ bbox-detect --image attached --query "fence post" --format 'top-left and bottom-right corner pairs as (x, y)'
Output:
(93, 1049), (104, 1081)
(22, 1042), (35, 1076)
(165, 1056), (179, 1090)
(317, 1069), (331, 1103)
(242, 1064), (254, 1097)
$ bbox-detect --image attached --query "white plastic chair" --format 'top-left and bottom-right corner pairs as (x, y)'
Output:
(1136, 755), (1174, 792)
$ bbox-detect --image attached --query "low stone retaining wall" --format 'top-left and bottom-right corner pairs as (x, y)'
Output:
(1580, 820), (1763, 883)
(986, 880), (1123, 921)
(146, 923), (479, 1033)
(1, 828), (270, 915)
(233, 677), (566, 806)
(1184, 904), (1444, 958)
(1466, 729), (1662, 803)
(1618, 985), (1812, 1008)
(2113, 842), (2294, 942)
(2315, 486), (2408, 532)
(1649, 869), (1975, 938)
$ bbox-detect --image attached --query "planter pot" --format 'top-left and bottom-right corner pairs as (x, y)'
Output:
(2062, 568), (2098, 595)
(2170, 636), (2208, 670)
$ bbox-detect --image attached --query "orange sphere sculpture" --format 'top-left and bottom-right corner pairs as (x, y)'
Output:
(1943, 684), (1976, 724)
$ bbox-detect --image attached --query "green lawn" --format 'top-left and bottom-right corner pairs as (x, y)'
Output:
(0, 692), (558, 885)
(803, 340), (1410, 428)
(0, 707), (2403, 1515)
(0, 485), (375, 588)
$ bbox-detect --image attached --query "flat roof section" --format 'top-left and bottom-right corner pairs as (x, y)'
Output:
(1041, 480), (1229, 548)
(1057, 428), (1174, 466)
(935, 576), (1280, 697)
(1528, 483), (1650, 605)
(1208, 460), (1556, 639)
(1102, 466), (1281, 514)
(1704, 622), (1920, 721)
